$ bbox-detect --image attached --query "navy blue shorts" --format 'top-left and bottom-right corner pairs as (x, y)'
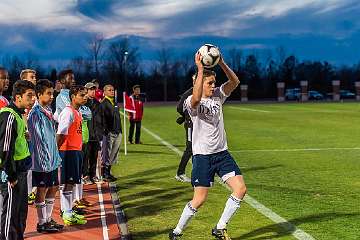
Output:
(59, 150), (83, 184)
(32, 169), (59, 187)
(191, 150), (242, 187)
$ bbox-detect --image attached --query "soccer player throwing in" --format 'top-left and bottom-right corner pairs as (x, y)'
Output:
(169, 52), (247, 240)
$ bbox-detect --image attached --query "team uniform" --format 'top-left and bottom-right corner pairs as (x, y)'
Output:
(170, 84), (243, 239)
(0, 103), (32, 240)
(185, 84), (241, 187)
(57, 106), (83, 185)
(54, 88), (91, 209)
(28, 103), (62, 186)
(28, 102), (63, 231)
(57, 106), (87, 225)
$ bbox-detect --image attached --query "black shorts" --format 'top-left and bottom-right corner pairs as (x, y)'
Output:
(191, 150), (242, 187)
(59, 150), (83, 184)
(32, 169), (59, 187)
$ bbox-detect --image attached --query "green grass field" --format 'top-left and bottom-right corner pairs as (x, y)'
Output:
(112, 102), (360, 240)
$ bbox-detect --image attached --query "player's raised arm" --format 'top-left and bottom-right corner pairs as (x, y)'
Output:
(219, 56), (240, 96)
(191, 52), (204, 109)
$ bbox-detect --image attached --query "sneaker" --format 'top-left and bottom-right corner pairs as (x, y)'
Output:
(72, 206), (87, 215)
(28, 192), (36, 205)
(37, 222), (59, 233)
(79, 198), (93, 207)
(169, 229), (182, 240)
(72, 212), (86, 220)
(82, 176), (92, 185)
(212, 227), (231, 240)
(60, 210), (85, 219)
(175, 174), (191, 183)
(74, 200), (87, 209)
(49, 218), (64, 230)
(91, 176), (101, 183)
(62, 213), (87, 226)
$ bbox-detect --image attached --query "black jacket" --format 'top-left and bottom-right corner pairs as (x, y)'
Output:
(98, 98), (122, 135)
(85, 98), (103, 141)
(176, 87), (193, 129)
(0, 102), (31, 183)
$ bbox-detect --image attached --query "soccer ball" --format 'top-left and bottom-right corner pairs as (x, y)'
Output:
(197, 44), (221, 68)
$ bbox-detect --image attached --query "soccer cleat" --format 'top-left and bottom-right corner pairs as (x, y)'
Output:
(62, 213), (87, 226)
(74, 200), (87, 209)
(37, 222), (59, 233)
(48, 219), (64, 230)
(28, 192), (36, 205)
(60, 210), (85, 219)
(175, 174), (191, 183)
(82, 176), (92, 185)
(91, 176), (101, 184)
(169, 229), (182, 239)
(212, 227), (231, 240)
(72, 206), (87, 215)
(79, 198), (93, 207)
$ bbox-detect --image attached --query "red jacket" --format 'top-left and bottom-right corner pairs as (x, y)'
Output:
(128, 95), (143, 121)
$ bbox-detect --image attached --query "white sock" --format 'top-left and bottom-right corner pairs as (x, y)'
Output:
(61, 191), (73, 218)
(45, 198), (55, 222)
(173, 202), (197, 234)
(27, 171), (32, 194)
(35, 202), (47, 225)
(216, 195), (241, 230)
(73, 184), (80, 201)
(78, 184), (83, 200)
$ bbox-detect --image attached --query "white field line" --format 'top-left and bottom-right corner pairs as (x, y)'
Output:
(231, 147), (360, 153)
(228, 106), (271, 113)
(97, 183), (110, 240)
(142, 126), (315, 240)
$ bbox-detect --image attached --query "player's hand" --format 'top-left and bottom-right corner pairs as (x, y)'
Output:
(218, 53), (225, 66)
(10, 180), (18, 188)
(195, 52), (203, 70)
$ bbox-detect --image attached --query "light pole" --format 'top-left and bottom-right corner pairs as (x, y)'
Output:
(123, 51), (128, 93)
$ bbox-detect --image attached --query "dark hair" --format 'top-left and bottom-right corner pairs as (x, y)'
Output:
(0, 67), (8, 76)
(58, 69), (73, 81)
(69, 85), (85, 100)
(193, 69), (216, 81)
(132, 84), (140, 91)
(35, 79), (53, 97)
(12, 80), (35, 99)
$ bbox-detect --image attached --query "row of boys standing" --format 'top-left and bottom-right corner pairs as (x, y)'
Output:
(0, 67), (144, 239)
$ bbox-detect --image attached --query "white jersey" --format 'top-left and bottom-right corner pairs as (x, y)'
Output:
(184, 84), (229, 155)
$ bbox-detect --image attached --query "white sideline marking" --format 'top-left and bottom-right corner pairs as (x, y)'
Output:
(228, 106), (271, 113)
(142, 126), (315, 240)
(97, 183), (110, 240)
(231, 147), (360, 153)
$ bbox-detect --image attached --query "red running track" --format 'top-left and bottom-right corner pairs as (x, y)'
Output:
(25, 183), (121, 240)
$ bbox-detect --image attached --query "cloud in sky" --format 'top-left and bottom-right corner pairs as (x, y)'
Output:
(0, 0), (359, 39)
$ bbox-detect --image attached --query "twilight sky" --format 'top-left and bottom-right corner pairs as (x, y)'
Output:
(1, 0), (360, 65)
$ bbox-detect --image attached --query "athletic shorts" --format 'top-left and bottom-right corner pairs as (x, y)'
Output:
(191, 150), (242, 187)
(32, 169), (59, 187)
(59, 150), (83, 184)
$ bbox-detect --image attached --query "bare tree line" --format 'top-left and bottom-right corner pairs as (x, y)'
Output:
(1, 37), (360, 101)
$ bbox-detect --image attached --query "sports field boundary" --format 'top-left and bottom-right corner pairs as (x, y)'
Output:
(141, 125), (316, 240)
(109, 181), (132, 240)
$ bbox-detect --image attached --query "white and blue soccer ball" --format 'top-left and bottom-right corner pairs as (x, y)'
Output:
(198, 44), (221, 68)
